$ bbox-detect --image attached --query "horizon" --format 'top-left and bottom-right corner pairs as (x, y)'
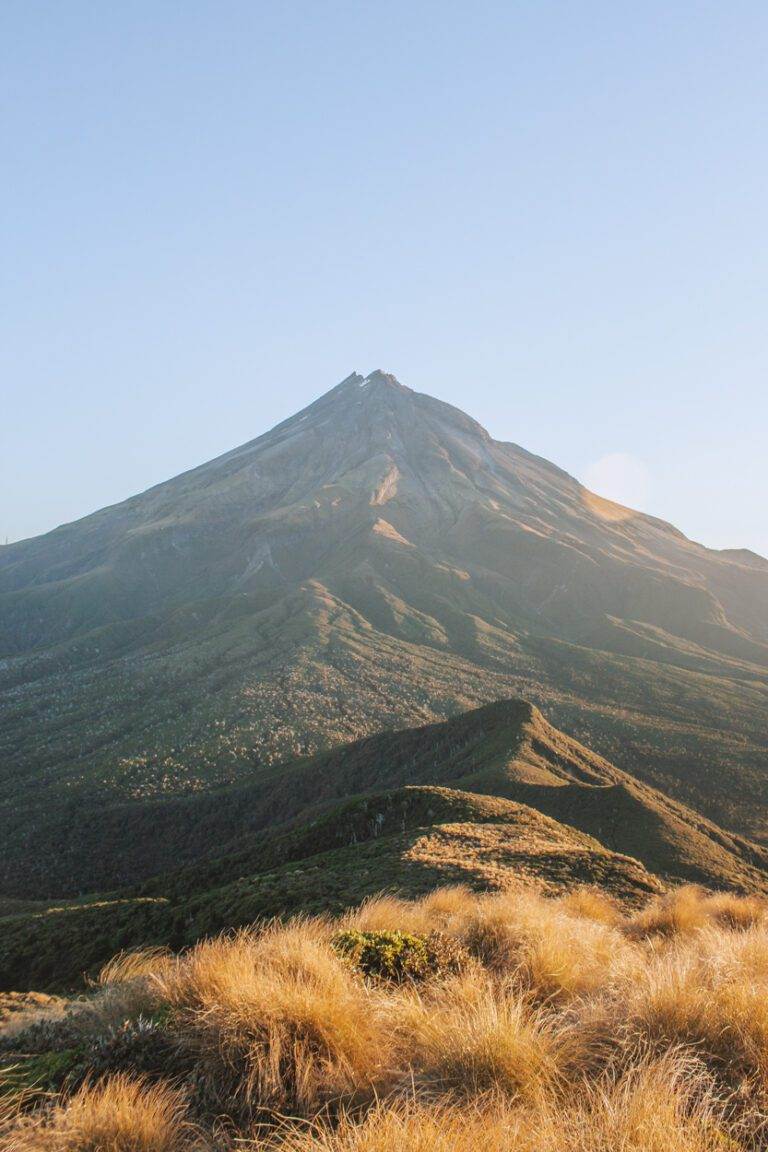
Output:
(2, 3), (768, 557)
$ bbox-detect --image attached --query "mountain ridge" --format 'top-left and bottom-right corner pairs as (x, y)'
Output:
(0, 695), (758, 991)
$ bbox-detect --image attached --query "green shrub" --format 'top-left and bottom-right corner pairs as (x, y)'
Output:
(331, 929), (467, 983)
(0, 1048), (82, 1097)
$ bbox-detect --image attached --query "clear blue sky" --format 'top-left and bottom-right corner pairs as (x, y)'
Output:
(2, 2), (767, 557)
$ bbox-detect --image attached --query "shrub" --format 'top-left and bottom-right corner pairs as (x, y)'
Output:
(0, 1049), (82, 1098)
(332, 929), (467, 983)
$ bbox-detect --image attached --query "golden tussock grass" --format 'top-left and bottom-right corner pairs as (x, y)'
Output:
(389, 973), (571, 1102)
(627, 885), (767, 940)
(8, 1073), (202, 1152)
(270, 1053), (728, 1152)
(614, 927), (768, 1085)
(54, 949), (175, 1041)
(5, 882), (768, 1149)
(153, 920), (391, 1116)
(96, 947), (174, 989)
(460, 889), (641, 1001)
(556, 886), (624, 927)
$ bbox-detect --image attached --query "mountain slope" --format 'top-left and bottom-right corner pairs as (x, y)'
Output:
(3, 700), (766, 900)
(1, 371), (767, 888)
(0, 778), (665, 991)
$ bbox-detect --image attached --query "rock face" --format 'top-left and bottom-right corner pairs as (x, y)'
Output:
(1, 370), (767, 891)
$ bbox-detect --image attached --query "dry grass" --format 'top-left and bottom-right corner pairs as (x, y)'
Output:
(557, 886), (624, 927)
(152, 920), (391, 1116)
(270, 1053), (728, 1152)
(95, 948), (174, 989)
(627, 885), (767, 940)
(5, 882), (768, 1150)
(0, 995), (70, 1045)
(460, 889), (641, 1001)
(46, 949), (175, 1043)
(390, 973), (571, 1101)
(8, 1073), (201, 1151)
(615, 926), (768, 1085)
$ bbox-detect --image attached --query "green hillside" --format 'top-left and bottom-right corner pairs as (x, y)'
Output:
(2, 699), (765, 901)
(3, 697), (767, 992)
(0, 782), (662, 991)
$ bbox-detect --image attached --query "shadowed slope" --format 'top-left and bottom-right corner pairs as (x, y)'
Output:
(3, 700), (765, 900)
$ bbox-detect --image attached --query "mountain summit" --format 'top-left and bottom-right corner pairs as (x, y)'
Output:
(1, 371), (767, 893)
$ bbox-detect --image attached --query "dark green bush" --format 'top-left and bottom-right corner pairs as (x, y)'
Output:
(331, 929), (467, 983)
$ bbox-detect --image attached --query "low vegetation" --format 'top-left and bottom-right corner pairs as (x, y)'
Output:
(3, 883), (768, 1149)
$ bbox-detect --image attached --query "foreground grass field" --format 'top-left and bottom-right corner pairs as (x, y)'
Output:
(3, 883), (768, 1149)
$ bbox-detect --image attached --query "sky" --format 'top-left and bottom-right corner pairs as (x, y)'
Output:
(2, 2), (767, 557)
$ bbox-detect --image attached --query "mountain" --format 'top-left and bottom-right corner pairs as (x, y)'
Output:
(1, 371), (767, 898)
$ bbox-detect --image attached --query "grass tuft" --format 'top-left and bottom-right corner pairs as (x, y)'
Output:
(8, 1073), (201, 1151)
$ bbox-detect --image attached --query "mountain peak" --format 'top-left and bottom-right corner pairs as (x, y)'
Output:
(361, 369), (408, 390)
(335, 369), (410, 395)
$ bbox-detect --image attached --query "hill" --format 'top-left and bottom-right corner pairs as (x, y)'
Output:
(3, 699), (766, 900)
(1, 371), (766, 897)
(0, 780), (663, 990)
(2, 698), (767, 990)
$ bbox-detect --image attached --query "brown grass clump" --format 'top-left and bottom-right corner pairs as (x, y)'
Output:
(556, 886), (624, 927)
(153, 920), (390, 1117)
(619, 930), (768, 1085)
(9, 1073), (201, 1151)
(626, 886), (712, 939)
(55, 949), (174, 1041)
(627, 885), (767, 940)
(342, 885), (478, 939)
(96, 948), (174, 989)
(414, 884), (479, 930)
(461, 889), (640, 1001)
(271, 1053), (727, 1152)
(556, 1052), (730, 1152)
(272, 1099), (500, 1152)
(390, 973), (571, 1102)
(704, 891), (767, 932)
(340, 893), (433, 936)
